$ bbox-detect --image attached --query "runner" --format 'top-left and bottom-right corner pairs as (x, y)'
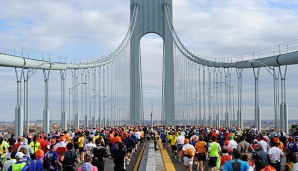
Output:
(85, 138), (96, 156)
(208, 136), (221, 169)
(194, 136), (207, 171)
(177, 131), (185, 162)
(169, 132), (178, 159)
(45, 144), (61, 171)
(60, 143), (80, 171)
(91, 138), (107, 171)
(77, 154), (98, 171)
(7, 152), (29, 171)
(181, 138), (196, 171)
(78, 133), (85, 164)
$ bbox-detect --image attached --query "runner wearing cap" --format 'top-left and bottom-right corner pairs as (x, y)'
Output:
(3, 152), (16, 171)
(8, 152), (29, 171)
(29, 149), (44, 171)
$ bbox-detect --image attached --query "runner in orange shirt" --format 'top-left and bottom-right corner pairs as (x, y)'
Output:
(194, 136), (207, 171)
(140, 129), (145, 145)
(108, 130), (115, 149)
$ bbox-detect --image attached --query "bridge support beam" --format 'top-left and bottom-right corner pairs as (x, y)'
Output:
(236, 68), (243, 129)
(252, 67), (261, 131)
(202, 67), (206, 126)
(97, 67), (101, 128)
(43, 69), (51, 134)
(92, 68), (96, 128)
(198, 66), (202, 126)
(215, 68), (220, 128)
(72, 69), (80, 130)
(279, 66), (288, 134)
(15, 68), (24, 137)
(224, 68), (231, 128)
(208, 67), (212, 127)
(23, 70), (29, 135)
(60, 70), (67, 131)
(81, 69), (87, 129)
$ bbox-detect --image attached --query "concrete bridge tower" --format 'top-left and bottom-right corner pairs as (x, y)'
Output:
(130, 0), (175, 125)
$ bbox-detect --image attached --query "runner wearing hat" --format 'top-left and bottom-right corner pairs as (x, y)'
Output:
(8, 152), (29, 171)
(29, 149), (44, 171)
(3, 152), (16, 171)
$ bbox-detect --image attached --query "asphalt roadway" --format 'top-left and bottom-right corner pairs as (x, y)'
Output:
(75, 142), (145, 171)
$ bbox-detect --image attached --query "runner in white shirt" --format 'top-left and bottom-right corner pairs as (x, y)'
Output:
(84, 137), (96, 155)
(177, 134), (185, 145)
(177, 132), (185, 162)
(181, 138), (196, 171)
(135, 130), (142, 146)
(228, 136), (238, 150)
(259, 135), (269, 153)
(268, 141), (284, 171)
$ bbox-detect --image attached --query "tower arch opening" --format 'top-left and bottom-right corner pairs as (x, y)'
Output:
(140, 33), (163, 124)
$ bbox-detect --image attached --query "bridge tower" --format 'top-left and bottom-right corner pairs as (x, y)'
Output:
(130, 0), (175, 125)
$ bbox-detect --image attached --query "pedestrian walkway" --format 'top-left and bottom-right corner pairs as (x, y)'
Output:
(138, 137), (165, 171)
(142, 139), (165, 171)
(101, 136), (169, 171)
(100, 142), (146, 171)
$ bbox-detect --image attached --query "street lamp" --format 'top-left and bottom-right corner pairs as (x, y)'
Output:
(89, 94), (107, 128)
(199, 92), (214, 127)
(117, 107), (124, 126)
(110, 104), (120, 127)
(68, 82), (86, 131)
(215, 81), (235, 127)
(151, 98), (153, 129)
(103, 96), (109, 127)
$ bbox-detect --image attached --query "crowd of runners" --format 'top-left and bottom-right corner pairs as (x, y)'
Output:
(0, 125), (297, 171)
(158, 126), (298, 171)
(0, 126), (152, 171)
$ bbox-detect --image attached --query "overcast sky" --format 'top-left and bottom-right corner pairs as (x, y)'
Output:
(1, 0), (298, 122)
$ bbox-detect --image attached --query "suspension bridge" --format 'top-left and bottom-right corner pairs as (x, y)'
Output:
(1, 0), (298, 137)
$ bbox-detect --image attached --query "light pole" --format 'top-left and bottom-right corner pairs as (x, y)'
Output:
(216, 82), (234, 127)
(151, 98), (153, 129)
(102, 96), (109, 127)
(111, 104), (120, 126)
(117, 107), (124, 126)
(68, 82), (86, 131)
(90, 94), (107, 128)
(200, 92), (214, 126)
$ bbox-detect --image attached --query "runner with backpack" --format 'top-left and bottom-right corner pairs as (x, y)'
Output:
(91, 138), (107, 171)
(60, 143), (80, 171)
(181, 138), (196, 171)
